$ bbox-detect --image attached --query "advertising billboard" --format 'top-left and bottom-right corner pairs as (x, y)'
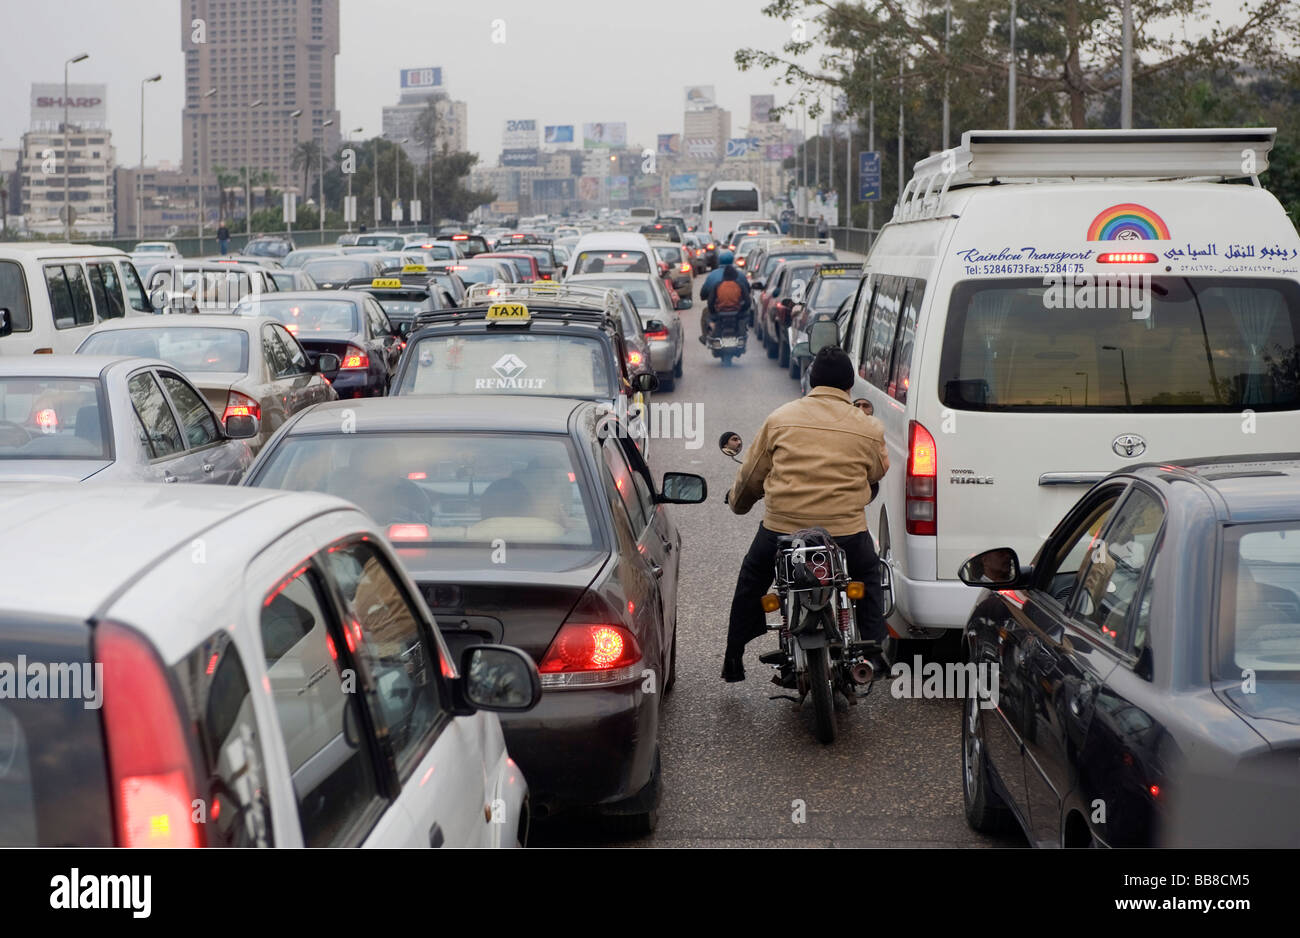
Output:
(30, 83), (107, 129)
(544, 125), (574, 145)
(533, 178), (576, 201)
(578, 176), (601, 201)
(657, 133), (681, 156)
(684, 85), (715, 111)
(608, 175), (630, 201)
(669, 173), (699, 194)
(583, 122), (627, 149)
(500, 149), (539, 167)
(750, 94), (775, 124)
(725, 137), (762, 158)
(685, 137), (717, 158)
(766, 143), (795, 161)
(400, 68), (442, 89)
(502, 119), (538, 149)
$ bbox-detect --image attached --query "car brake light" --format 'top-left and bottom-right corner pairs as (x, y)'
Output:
(388, 523), (430, 541)
(645, 329), (669, 340)
(222, 391), (260, 423)
(679, 263), (691, 274)
(906, 420), (937, 536)
(1097, 252), (1158, 264)
(537, 593), (643, 688)
(341, 346), (368, 369)
(95, 620), (204, 848)
(628, 350), (644, 366)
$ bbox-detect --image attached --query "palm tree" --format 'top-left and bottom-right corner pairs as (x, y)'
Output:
(290, 140), (322, 201)
(212, 165), (241, 223)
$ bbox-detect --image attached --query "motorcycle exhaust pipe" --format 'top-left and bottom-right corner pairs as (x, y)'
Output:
(851, 661), (875, 685)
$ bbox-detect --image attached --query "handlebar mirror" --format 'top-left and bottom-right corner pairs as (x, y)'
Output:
(718, 431), (743, 458)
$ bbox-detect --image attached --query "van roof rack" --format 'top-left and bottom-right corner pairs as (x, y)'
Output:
(893, 128), (1276, 223)
(464, 281), (623, 317)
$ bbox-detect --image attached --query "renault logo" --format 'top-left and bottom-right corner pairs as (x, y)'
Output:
(1112, 434), (1147, 458)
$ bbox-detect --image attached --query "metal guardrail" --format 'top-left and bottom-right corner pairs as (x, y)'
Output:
(790, 223), (877, 257)
(62, 228), (368, 257)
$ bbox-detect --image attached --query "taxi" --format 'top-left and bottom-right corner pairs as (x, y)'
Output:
(347, 266), (458, 341)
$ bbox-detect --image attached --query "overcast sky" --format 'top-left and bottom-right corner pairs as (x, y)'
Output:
(0, 0), (1251, 168)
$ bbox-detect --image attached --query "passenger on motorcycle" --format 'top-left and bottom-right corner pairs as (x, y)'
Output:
(722, 346), (890, 682)
(697, 249), (751, 343)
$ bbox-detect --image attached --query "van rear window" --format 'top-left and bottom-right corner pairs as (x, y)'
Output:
(0, 261), (32, 332)
(710, 189), (760, 212)
(938, 277), (1300, 412)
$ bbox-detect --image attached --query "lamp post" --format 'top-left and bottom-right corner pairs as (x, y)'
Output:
(1103, 346), (1132, 407)
(197, 87), (216, 254)
(345, 126), (362, 232)
(319, 118), (333, 237)
(1121, 0), (1134, 128)
(137, 73), (162, 241)
(1075, 370), (1089, 407)
(286, 108), (302, 237)
(63, 53), (89, 241)
(1008, 0), (1017, 129)
(245, 100), (265, 236)
(389, 136), (409, 228)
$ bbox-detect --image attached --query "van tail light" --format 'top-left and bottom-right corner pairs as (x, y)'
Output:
(95, 620), (204, 848)
(906, 420), (937, 536)
(1097, 252), (1158, 264)
(537, 593), (642, 688)
(341, 346), (369, 370)
(223, 390), (261, 423)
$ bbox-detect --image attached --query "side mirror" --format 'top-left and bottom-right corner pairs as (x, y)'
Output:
(316, 352), (341, 373)
(809, 315), (839, 355)
(657, 471), (707, 504)
(751, 281), (765, 292)
(224, 413), (260, 440)
(644, 319), (666, 335)
(780, 298), (795, 310)
(718, 431), (743, 458)
(958, 547), (1024, 589)
(633, 371), (659, 394)
(0, 309), (10, 338)
(792, 340), (811, 360)
(457, 645), (541, 712)
(676, 298), (692, 310)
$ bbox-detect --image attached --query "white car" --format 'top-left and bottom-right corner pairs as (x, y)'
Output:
(567, 271), (683, 390)
(0, 484), (540, 847)
(840, 127), (1300, 656)
(131, 241), (183, 260)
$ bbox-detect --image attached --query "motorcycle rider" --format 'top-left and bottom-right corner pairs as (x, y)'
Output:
(722, 346), (890, 682)
(697, 249), (751, 343)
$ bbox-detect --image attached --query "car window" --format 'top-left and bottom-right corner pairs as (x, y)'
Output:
(889, 280), (925, 403)
(1131, 547), (1158, 656)
(171, 636), (274, 846)
(601, 437), (646, 532)
(398, 333), (615, 399)
(88, 263), (126, 320)
(1071, 487), (1165, 647)
(80, 327), (250, 374)
(366, 299), (393, 338)
(260, 565), (385, 847)
(1220, 524), (1300, 675)
(45, 264), (95, 329)
(0, 261), (32, 332)
(322, 541), (445, 779)
(127, 370), (186, 458)
(1037, 488), (1125, 609)
(0, 376), (107, 459)
(262, 325), (291, 378)
(273, 324), (312, 375)
(119, 262), (152, 313)
(159, 372), (222, 449)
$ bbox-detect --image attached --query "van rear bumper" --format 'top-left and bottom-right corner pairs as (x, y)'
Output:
(890, 568), (978, 633)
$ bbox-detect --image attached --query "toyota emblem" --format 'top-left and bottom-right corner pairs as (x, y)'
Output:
(1112, 434), (1147, 458)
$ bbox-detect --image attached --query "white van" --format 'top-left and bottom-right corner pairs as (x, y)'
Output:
(843, 128), (1300, 651)
(0, 243), (152, 355)
(703, 181), (762, 242)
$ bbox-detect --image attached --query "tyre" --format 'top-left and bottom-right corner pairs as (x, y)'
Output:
(599, 747), (661, 838)
(765, 329), (779, 359)
(788, 347), (801, 379)
(778, 338), (790, 368)
(657, 371), (675, 392)
(807, 645), (837, 745)
(674, 354), (683, 379)
(664, 627), (678, 693)
(962, 688), (1014, 834)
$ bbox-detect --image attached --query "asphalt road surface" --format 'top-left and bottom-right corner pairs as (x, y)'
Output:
(533, 273), (1026, 847)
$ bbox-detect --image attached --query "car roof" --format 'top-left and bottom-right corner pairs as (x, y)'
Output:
(0, 242), (127, 258)
(242, 289), (367, 304)
(0, 354), (137, 378)
(86, 313), (278, 334)
(574, 233), (653, 250)
(285, 395), (585, 436)
(0, 484), (359, 622)
(1123, 454), (1300, 523)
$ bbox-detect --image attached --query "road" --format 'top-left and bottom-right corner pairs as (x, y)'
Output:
(533, 277), (1026, 847)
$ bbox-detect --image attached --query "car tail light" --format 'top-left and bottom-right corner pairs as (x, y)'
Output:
(628, 349), (645, 367)
(706, 243), (715, 250)
(736, 258), (746, 267)
(679, 263), (691, 274)
(95, 620), (204, 848)
(906, 420), (937, 536)
(645, 328), (669, 340)
(1097, 252), (1158, 264)
(537, 592), (643, 688)
(387, 523), (429, 541)
(223, 391), (260, 423)
(341, 346), (368, 369)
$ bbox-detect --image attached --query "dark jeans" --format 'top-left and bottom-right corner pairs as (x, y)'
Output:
(726, 524), (885, 655)
(218, 238), (230, 256)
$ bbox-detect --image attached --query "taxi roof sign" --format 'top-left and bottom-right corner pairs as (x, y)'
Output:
(485, 302), (531, 321)
(401, 263), (428, 273)
(371, 278), (403, 288)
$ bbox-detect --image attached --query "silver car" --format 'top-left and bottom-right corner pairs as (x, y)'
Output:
(566, 272), (683, 391)
(76, 315), (337, 454)
(0, 355), (256, 483)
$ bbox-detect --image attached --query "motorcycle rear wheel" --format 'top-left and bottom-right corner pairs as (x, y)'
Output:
(807, 645), (837, 745)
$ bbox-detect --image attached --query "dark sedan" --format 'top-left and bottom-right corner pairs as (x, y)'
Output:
(234, 291), (401, 398)
(243, 395), (707, 835)
(957, 454), (1300, 847)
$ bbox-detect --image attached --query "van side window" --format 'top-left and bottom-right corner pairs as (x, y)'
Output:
(119, 262), (152, 312)
(862, 276), (903, 389)
(0, 261), (32, 332)
(88, 263), (126, 320)
(45, 264), (95, 329)
(889, 280), (925, 403)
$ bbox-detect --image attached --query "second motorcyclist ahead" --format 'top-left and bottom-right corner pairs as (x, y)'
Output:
(722, 346), (890, 682)
(697, 249), (751, 343)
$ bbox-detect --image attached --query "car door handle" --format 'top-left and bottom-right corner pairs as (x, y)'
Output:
(163, 472), (178, 484)
(1069, 683), (1094, 717)
(202, 463), (215, 473)
(649, 562), (664, 580)
(428, 823), (444, 848)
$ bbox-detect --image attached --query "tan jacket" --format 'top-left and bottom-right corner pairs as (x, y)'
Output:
(729, 386), (888, 536)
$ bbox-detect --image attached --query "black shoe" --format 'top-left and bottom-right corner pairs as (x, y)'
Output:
(721, 654), (745, 683)
(866, 652), (890, 681)
(697, 334), (707, 346)
(758, 649), (786, 666)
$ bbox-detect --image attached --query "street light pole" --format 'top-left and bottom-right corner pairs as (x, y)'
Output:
(319, 118), (333, 237)
(197, 87), (216, 254)
(63, 53), (88, 241)
(287, 108), (302, 237)
(1075, 370), (1089, 407)
(1121, 0), (1134, 128)
(1008, 0), (1017, 129)
(345, 126), (362, 233)
(137, 73), (161, 241)
(246, 100), (264, 237)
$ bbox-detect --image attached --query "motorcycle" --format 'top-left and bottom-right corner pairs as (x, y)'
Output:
(706, 307), (748, 365)
(720, 432), (881, 744)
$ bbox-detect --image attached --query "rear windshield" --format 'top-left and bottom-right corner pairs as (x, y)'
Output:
(710, 189), (760, 212)
(397, 333), (614, 399)
(80, 327), (250, 374)
(0, 377), (108, 459)
(356, 236), (404, 250)
(654, 247), (684, 264)
(253, 432), (599, 547)
(1219, 523), (1300, 675)
(582, 278), (659, 311)
(939, 277), (1300, 411)
(571, 251), (653, 275)
(241, 297), (360, 334)
(148, 268), (256, 305)
(301, 259), (375, 281)
(808, 278), (859, 311)
(375, 295), (433, 318)
(449, 265), (496, 285)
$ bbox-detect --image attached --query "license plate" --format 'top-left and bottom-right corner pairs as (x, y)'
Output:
(717, 337), (742, 347)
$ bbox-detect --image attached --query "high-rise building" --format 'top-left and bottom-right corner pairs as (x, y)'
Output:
(683, 107), (730, 161)
(180, 0), (341, 196)
(381, 69), (467, 164)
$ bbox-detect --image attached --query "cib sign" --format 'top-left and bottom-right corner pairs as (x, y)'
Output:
(31, 83), (107, 128)
(400, 68), (442, 89)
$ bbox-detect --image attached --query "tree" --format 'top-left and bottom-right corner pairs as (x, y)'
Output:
(290, 140), (323, 200)
(211, 165), (242, 225)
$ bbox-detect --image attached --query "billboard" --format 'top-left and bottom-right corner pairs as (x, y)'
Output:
(500, 149), (539, 167)
(684, 85), (715, 111)
(502, 119), (538, 149)
(30, 83), (107, 129)
(669, 173), (699, 194)
(685, 137), (717, 158)
(583, 122), (627, 149)
(533, 177), (576, 201)
(750, 94), (775, 124)
(544, 125), (574, 145)
(400, 68), (442, 89)
(725, 137), (762, 158)
(578, 176), (601, 201)
(608, 175), (630, 201)
(766, 143), (795, 161)
(657, 133), (681, 156)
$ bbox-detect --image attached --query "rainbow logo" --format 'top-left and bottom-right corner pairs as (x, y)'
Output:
(1086, 203), (1171, 241)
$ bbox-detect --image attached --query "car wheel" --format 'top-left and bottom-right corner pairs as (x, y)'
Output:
(664, 627), (678, 693)
(673, 353), (683, 379)
(962, 683), (1015, 834)
(788, 347), (802, 379)
(765, 330), (779, 359)
(599, 747), (661, 839)
(778, 338), (790, 369)
(657, 371), (675, 393)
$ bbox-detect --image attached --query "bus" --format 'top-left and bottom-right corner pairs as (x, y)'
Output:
(702, 181), (763, 242)
(629, 206), (657, 220)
